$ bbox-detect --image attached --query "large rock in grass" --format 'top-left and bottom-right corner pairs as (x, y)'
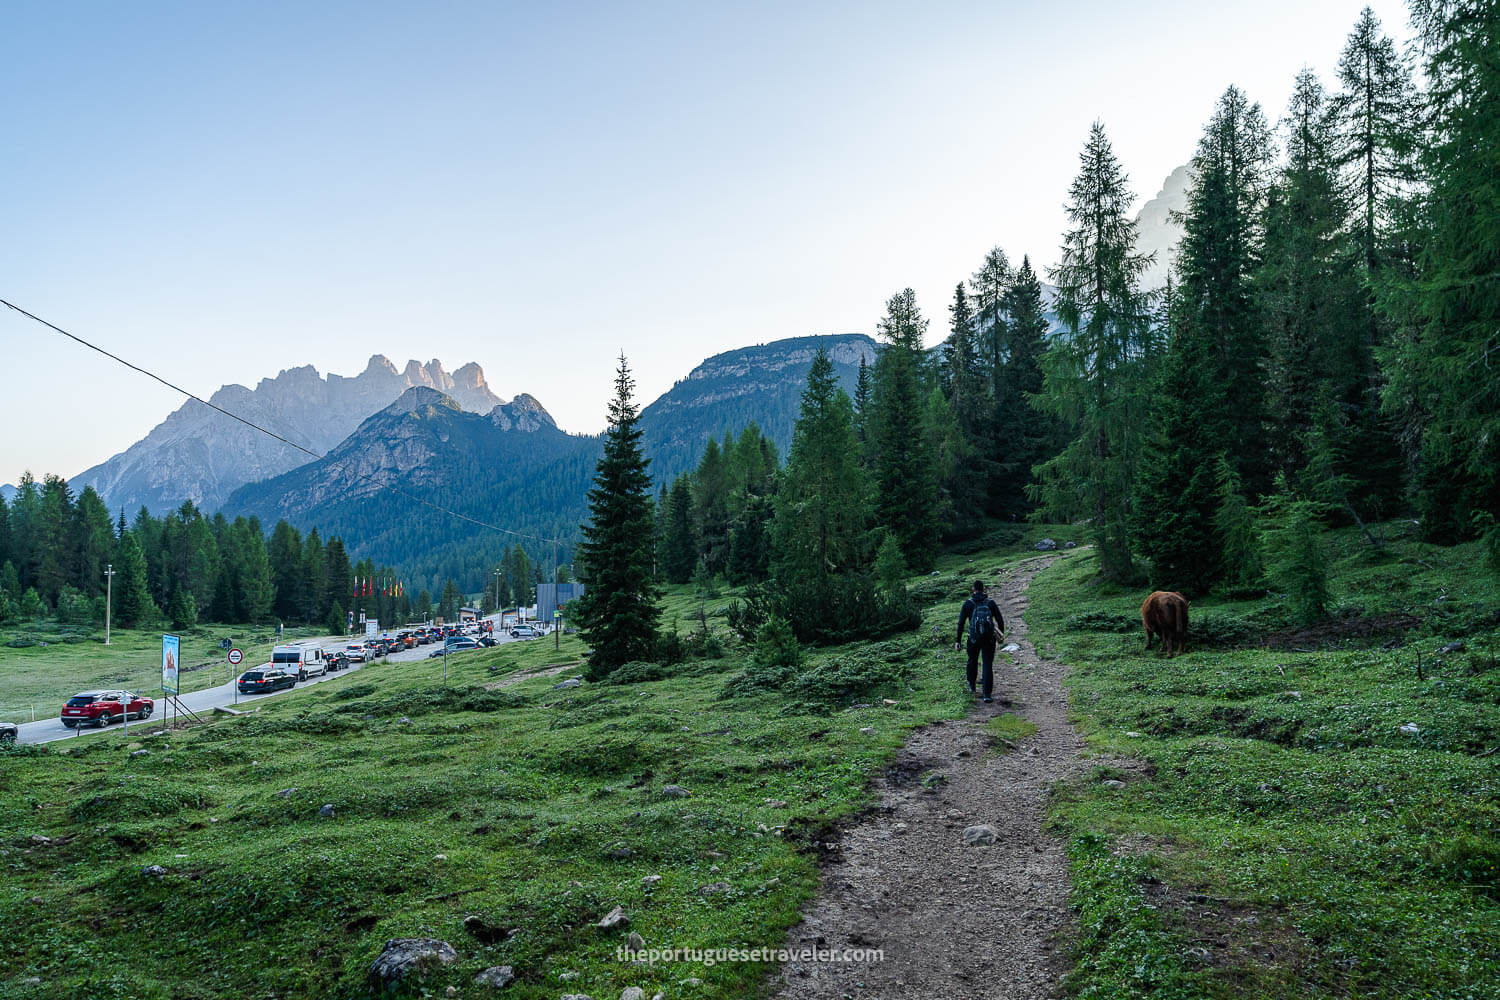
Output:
(473, 965), (514, 988)
(369, 938), (457, 987)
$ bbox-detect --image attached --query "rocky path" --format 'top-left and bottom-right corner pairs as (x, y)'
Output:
(773, 556), (1082, 1000)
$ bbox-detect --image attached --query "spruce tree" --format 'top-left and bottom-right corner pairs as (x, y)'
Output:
(1177, 86), (1273, 493)
(1131, 329), (1226, 595)
(853, 355), (872, 457)
(970, 246), (1014, 378)
(1260, 70), (1367, 482)
(301, 528), (328, 623)
(268, 519), (304, 622)
(324, 537), (353, 620)
(1033, 123), (1156, 581)
(770, 349), (872, 582)
(661, 475), (697, 584)
(991, 256), (1056, 518)
(113, 530), (157, 628)
(573, 354), (661, 675)
(939, 283), (989, 534)
(1382, 0), (1500, 540)
(692, 437), (731, 576)
(870, 288), (942, 571)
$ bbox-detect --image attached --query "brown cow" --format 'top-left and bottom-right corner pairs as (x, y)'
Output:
(1141, 591), (1190, 658)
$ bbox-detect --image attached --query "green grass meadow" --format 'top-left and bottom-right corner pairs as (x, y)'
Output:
(3, 518), (1494, 999)
(1030, 522), (1500, 999)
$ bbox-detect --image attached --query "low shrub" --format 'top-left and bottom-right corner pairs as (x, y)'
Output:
(1064, 611), (1139, 634)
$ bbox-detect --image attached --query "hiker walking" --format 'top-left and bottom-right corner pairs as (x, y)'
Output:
(955, 579), (1004, 703)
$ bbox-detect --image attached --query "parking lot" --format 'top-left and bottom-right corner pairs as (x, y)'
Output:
(12, 618), (550, 746)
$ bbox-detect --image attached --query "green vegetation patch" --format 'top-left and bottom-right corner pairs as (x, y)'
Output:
(1033, 530), (1500, 999)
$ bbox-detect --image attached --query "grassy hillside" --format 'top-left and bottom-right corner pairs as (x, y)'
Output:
(1030, 521), (1500, 999)
(0, 545), (1046, 1000)
(0, 624), (331, 722)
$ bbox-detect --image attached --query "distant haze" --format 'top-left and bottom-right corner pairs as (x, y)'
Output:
(0, 0), (1412, 480)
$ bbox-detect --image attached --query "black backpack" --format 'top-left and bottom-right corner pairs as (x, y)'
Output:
(968, 596), (995, 644)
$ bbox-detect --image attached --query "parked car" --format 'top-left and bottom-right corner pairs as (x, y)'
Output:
(344, 643), (367, 663)
(61, 691), (154, 728)
(237, 669), (296, 694)
(511, 625), (542, 639)
(477, 635), (497, 647)
(0, 721), (17, 744)
(271, 642), (328, 680)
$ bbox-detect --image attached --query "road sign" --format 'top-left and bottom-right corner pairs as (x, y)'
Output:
(227, 647), (243, 666)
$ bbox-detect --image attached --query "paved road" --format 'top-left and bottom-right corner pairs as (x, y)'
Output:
(14, 621), (544, 746)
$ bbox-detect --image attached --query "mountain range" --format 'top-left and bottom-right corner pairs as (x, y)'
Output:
(72, 356), (503, 515)
(213, 333), (875, 592)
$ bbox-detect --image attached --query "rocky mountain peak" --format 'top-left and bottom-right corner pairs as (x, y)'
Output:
(489, 393), (556, 432)
(381, 386), (462, 417)
(363, 354), (399, 377)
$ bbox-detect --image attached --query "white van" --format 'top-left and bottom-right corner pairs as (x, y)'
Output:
(270, 642), (327, 681)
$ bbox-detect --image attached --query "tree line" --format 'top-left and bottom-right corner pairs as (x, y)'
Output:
(578, 2), (1500, 671)
(0, 474), (441, 633)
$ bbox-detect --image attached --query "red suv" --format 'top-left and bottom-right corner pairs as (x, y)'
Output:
(61, 690), (154, 728)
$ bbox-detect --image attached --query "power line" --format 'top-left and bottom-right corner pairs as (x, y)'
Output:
(1, 297), (572, 547)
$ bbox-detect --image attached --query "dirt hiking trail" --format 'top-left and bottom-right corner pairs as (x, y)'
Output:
(774, 555), (1083, 1000)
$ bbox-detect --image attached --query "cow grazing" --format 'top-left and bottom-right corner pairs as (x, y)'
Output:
(1141, 591), (1190, 658)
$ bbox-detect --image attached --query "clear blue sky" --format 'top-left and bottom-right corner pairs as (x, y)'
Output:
(1, 0), (1413, 483)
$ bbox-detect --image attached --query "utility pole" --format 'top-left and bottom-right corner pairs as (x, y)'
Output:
(103, 564), (116, 645)
(492, 567), (502, 618)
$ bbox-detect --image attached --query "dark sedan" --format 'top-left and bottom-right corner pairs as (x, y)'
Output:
(237, 669), (296, 694)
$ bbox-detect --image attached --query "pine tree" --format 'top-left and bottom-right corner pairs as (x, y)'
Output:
(1382, 0), (1500, 540)
(1034, 123), (1156, 581)
(1131, 331), (1226, 595)
(661, 475), (697, 584)
(853, 355), (872, 457)
(73, 486), (114, 600)
(573, 354), (661, 675)
(991, 256), (1056, 518)
(771, 349), (872, 582)
(35, 474), (75, 606)
(1260, 477), (1330, 624)
(438, 579), (463, 621)
(112, 530), (157, 628)
(327, 600), (346, 637)
(692, 437), (731, 576)
(1333, 6), (1418, 281)
(1214, 456), (1263, 589)
(870, 289), (942, 570)
(1261, 70), (1363, 478)
(874, 532), (907, 594)
(301, 528), (328, 623)
(236, 518), (275, 622)
(324, 537), (353, 620)
(268, 519), (303, 621)
(970, 246), (1014, 378)
(1177, 86), (1274, 493)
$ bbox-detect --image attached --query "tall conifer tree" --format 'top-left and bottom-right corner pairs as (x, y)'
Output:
(1033, 123), (1156, 581)
(1383, 0), (1500, 540)
(870, 289), (942, 570)
(574, 355), (660, 674)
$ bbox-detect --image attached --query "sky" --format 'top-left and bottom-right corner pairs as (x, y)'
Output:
(1, 0), (1415, 482)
